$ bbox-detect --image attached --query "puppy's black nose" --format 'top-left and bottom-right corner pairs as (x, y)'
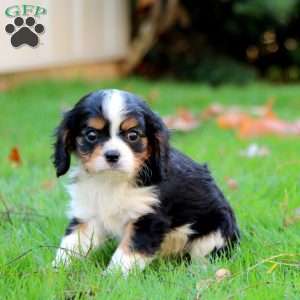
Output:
(104, 150), (120, 163)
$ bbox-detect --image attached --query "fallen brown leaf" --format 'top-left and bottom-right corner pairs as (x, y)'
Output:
(163, 108), (200, 131)
(283, 207), (300, 227)
(238, 116), (300, 138)
(200, 103), (225, 120)
(217, 112), (250, 130)
(215, 268), (231, 282)
(224, 177), (239, 190)
(8, 147), (21, 166)
(214, 99), (300, 138)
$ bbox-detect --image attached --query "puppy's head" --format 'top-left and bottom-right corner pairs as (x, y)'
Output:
(53, 89), (169, 183)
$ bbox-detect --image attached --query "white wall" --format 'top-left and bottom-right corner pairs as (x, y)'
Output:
(0, 0), (129, 73)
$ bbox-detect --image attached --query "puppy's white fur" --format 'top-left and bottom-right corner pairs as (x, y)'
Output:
(67, 167), (159, 237)
(102, 89), (126, 137)
(54, 167), (159, 268)
(106, 247), (153, 275)
(190, 230), (225, 259)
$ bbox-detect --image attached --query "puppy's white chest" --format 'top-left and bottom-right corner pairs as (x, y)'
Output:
(67, 170), (159, 237)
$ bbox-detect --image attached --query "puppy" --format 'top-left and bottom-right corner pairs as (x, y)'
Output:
(52, 89), (239, 275)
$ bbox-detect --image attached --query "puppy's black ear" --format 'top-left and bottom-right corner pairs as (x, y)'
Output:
(144, 109), (170, 183)
(53, 112), (74, 177)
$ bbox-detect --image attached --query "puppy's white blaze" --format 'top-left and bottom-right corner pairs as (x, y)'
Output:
(102, 90), (126, 136)
(107, 247), (152, 275)
(189, 230), (225, 259)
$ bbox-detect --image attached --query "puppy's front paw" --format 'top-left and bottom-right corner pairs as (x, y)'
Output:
(103, 261), (129, 277)
(52, 249), (71, 268)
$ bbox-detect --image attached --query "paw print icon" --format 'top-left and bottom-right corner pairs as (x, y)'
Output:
(5, 16), (45, 48)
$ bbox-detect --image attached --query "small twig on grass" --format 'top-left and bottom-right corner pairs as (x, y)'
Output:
(267, 260), (300, 268)
(0, 210), (49, 221)
(4, 245), (88, 267)
(227, 253), (300, 283)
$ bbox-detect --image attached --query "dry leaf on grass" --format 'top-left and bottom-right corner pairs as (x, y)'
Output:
(283, 207), (300, 227)
(217, 112), (250, 130)
(201, 98), (300, 138)
(202, 97), (276, 120)
(200, 103), (226, 120)
(215, 268), (231, 282)
(8, 147), (22, 166)
(214, 100), (300, 138)
(163, 108), (200, 131)
(224, 177), (239, 190)
(238, 116), (300, 138)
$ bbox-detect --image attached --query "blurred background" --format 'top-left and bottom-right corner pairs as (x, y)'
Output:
(2, 0), (300, 85)
(1, 2), (300, 299)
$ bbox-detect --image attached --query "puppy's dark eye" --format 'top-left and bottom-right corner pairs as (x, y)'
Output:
(126, 131), (140, 143)
(85, 130), (98, 143)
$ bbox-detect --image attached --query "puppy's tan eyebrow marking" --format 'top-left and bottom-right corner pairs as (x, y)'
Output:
(87, 117), (106, 130)
(121, 117), (139, 131)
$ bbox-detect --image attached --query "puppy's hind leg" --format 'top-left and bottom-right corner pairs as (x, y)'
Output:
(188, 230), (225, 266)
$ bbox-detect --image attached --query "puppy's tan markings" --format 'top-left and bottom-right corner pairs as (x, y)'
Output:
(78, 222), (88, 233)
(79, 145), (103, 173)
(119, 223), (134, 254)
(121, 117), (139, 131)
(88, 117), (106, 130)
(160, 224), (194, 256)
(134, 138), (151, 175)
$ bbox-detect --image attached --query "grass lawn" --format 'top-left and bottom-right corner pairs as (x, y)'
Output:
(0, 77), (300, 299)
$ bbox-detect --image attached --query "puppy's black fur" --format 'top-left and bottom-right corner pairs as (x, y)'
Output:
(134, 148), (239, 256)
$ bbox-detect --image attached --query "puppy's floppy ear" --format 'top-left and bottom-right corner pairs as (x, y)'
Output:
(53, 111), (74, 177)
(144, 109), (170, 182)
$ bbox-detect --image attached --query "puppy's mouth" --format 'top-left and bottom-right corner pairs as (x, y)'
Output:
(107, 162), (121, 169)
(103, 161), (130, 174)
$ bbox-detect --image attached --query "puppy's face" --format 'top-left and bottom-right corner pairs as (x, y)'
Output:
(76, 112), (149, 176)
(53, 90), (169, 183)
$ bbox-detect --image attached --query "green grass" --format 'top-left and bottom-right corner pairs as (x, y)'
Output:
(0, 77), (300, 299)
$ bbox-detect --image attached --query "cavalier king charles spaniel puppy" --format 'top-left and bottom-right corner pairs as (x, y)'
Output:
(52, 89), (239, 275)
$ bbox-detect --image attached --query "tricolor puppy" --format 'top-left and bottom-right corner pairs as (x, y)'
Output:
(52, 89), (239, 275)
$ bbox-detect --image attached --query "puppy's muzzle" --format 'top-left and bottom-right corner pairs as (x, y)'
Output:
(104, 150), (120, 164)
